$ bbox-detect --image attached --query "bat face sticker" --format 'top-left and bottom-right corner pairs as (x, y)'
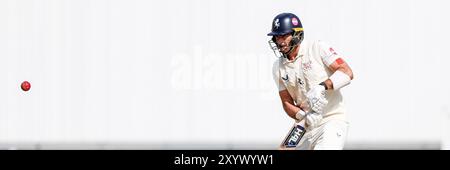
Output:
(283, 124), (306, 147)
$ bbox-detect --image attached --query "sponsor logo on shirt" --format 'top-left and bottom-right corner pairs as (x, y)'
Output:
(281, 74), (289, 81)
(329, 47), (337, 55)
(297, 78), (304, 85)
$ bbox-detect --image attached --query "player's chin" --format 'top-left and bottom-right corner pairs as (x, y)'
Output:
(279, 47), (289, 54)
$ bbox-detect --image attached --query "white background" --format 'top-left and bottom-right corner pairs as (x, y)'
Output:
(0, 0), (449, 149)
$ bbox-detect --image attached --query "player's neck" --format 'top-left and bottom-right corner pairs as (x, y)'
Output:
(287, 45), (300, 61)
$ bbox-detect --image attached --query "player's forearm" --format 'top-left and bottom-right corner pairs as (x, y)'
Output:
(282, 101), (302, 120)
(321, 79), (333, 90)
(337, 66), (353, 80)
(323, 58), (354, 90)
(322, 67), (353, 90)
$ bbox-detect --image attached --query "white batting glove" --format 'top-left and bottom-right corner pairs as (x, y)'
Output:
(295, 110), (323, 128)
(306, 85), (328, 114)
(306, 112), (322, 128)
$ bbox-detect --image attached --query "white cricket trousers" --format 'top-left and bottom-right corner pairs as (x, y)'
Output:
(296, 119), (349, 150)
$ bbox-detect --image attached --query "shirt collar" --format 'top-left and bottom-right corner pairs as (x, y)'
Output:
(281, 43), (305, 65)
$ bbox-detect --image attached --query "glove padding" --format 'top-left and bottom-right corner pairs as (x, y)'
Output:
(295, 109), (323, 128)
(306, 85), (328, 114)
(305, 112), (323, 128)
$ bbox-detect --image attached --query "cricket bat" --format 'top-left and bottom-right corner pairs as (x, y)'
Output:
(279, 101), (310, 150)
(279, 117), (307, 149)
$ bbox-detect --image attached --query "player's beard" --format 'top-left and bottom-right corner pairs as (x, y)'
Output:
(279, 45), (290, 54)
(279, 44), (298, 56)
(277, 39), (297, 55)
(278, 41), (293, 54)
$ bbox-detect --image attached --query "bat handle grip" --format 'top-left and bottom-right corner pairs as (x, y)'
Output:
(299, 100), (312, 113)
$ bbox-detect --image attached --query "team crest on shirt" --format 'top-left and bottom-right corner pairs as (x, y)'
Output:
(302, 60), (312, 71)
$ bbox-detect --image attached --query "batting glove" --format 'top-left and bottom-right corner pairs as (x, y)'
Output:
(306, 85), (328, 114)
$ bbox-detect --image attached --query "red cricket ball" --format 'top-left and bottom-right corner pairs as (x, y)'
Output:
(21, 81), (31, 91)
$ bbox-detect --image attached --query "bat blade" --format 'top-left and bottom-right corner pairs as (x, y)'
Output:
(280, 119), (306, 149)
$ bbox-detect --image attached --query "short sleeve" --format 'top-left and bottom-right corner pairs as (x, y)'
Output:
(272, 60), (286, 91)
(317, 41), (341, 67)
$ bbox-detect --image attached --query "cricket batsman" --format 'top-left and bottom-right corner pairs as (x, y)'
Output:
(268, 13), (354, 150)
